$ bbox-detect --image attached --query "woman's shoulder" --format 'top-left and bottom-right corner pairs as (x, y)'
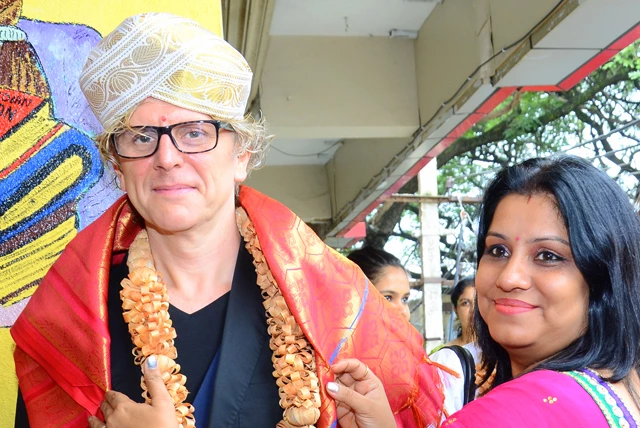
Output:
(444, 370), (610, 427)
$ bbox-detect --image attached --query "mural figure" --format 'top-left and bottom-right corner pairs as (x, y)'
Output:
(0, 0), (112, 419)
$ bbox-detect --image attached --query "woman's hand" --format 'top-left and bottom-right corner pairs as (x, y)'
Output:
(88, 355), (179, 428)
(326, 358), (396, 428)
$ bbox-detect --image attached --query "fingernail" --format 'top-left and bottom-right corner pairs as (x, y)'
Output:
(327, 382), (339, 393)
(147, 355), (157, 369)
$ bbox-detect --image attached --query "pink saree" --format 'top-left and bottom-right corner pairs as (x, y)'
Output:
(443, 369), (635, 427)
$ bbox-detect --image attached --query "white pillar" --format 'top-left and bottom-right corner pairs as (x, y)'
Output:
(418, 160), (443, 353)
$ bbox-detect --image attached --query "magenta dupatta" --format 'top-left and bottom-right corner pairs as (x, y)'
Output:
(443, 370), (610, 427)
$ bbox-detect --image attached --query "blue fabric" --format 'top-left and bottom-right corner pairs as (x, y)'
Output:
(193, 351), (220, 427)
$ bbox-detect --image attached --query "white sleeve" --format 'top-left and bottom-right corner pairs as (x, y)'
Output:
(430, 347), (465, 417)
(462, 341), (482, 365)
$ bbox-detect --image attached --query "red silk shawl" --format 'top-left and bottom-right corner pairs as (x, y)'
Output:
(11, 186), (445, 427)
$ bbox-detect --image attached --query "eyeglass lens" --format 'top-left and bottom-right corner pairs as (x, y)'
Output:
(115, 121), (219, 157)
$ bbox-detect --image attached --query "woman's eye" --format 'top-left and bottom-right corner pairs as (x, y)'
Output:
(486, 245), (509, 258)
(535, 251), (564, 262)
(384, 295), (392, 302)
(401, 296), (409, 304)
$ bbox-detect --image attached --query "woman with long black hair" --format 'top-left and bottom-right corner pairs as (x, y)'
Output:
(326, 155), (640, 427)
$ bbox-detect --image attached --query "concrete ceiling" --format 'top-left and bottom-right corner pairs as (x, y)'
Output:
(270, 0), (438, 37)
(226, 0), (640, 246)
(267, 139), (342, 166)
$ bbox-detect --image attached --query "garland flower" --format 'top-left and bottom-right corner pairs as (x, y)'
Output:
(121, 229), (195, 427)
(120, 207), (321, 428)
(236, 207), (321, 427)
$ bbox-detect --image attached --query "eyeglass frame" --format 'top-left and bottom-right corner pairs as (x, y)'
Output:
(111, 119), (225, 159)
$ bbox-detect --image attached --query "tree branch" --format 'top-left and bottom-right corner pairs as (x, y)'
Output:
(390, 231), (419, 242)
(436, 67), (634, 168)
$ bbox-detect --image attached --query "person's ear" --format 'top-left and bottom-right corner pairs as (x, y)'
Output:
(113, 163), (126, 192)
(234, 151), (250, 183)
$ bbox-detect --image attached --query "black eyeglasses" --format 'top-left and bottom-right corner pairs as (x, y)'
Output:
(112, 120), (223, 159)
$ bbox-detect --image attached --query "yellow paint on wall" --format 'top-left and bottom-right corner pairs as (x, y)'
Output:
(1, 154), (82, 231)
(0, 104), (58, 172)
(1, 216), (77, 306)
(21, 0), (223, 37)
(0, 329), (17, 424)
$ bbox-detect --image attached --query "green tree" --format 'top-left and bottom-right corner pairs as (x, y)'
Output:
(363, 42), (640, 281)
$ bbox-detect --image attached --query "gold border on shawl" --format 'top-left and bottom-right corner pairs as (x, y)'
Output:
(236, 206), (322, 428)
(99, 197), (132, 390)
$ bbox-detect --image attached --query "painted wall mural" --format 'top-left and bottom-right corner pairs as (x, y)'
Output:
(0, 0), (222, 421)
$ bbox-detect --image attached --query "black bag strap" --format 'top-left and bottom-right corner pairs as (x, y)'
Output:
(443, 345), (476, 405)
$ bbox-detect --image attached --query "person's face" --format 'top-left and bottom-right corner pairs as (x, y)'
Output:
(454, 285), (475, 334)
(476, 193), (589, 373)
(375, 266), (411, 322)
(113, 98), (249, 234)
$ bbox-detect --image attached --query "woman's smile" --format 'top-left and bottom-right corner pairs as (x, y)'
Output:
(493, 298), (537, 315)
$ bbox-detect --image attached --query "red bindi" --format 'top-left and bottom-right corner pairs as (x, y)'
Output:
(160, 115), (167, 123)
(516, 237), (520, 241)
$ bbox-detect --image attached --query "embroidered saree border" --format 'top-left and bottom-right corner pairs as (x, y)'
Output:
(564, 370), (636, 428)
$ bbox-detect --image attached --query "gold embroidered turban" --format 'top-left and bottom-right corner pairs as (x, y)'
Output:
(79, 13), (252, 130)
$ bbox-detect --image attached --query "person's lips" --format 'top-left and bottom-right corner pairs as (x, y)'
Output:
(494, 298), (537, 315)
(153, 184), (195, 194)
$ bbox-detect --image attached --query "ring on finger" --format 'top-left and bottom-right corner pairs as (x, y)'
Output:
(363, 364), (370, 378)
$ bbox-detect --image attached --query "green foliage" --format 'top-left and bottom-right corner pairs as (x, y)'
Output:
(365, 41), (640, 279)
(434, 42), (640, 275)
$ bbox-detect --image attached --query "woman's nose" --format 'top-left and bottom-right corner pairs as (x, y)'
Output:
(495, 256), (531, 292)
(395, 302), (411, 322)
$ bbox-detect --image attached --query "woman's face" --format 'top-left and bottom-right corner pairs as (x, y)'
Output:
(476, 193), (589, 374)
(375, 266), (411, 322)
(114, 98), (250, 234)
(454, 285), (475, 334)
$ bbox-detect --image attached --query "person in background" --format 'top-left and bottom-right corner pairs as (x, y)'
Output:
(11, 13), (446, 428)
(445, 277), (476, 347)
(326, 155), (640, 427)
(430, 277), (481, 414)
(429, 277), (477, 353)
(347, 246), (411, 322)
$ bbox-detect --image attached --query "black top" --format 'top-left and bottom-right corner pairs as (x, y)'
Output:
(108, 251), (231, 403)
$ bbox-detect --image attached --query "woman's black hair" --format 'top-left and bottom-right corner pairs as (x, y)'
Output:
(347, 246), (405, 284)
(451, 277), (475, 309)
(475, 155), (640, 391)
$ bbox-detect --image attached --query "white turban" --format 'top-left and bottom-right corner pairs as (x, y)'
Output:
(79, 13), (252, 130)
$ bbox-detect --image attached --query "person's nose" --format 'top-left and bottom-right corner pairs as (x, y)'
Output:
(495, 255), (531, 292)
(153, 134), (183, 170)
(400, 304), (411, 322)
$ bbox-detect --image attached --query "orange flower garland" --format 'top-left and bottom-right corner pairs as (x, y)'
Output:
(475, 364), (496, 397)
(120, 208), (321, 428)
(236, 207), (321, 428)
(120, 229), (195, 427)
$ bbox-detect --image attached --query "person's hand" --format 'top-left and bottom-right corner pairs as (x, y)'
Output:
(326, 358), (396, 428)
(88, 355), (179, 428)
